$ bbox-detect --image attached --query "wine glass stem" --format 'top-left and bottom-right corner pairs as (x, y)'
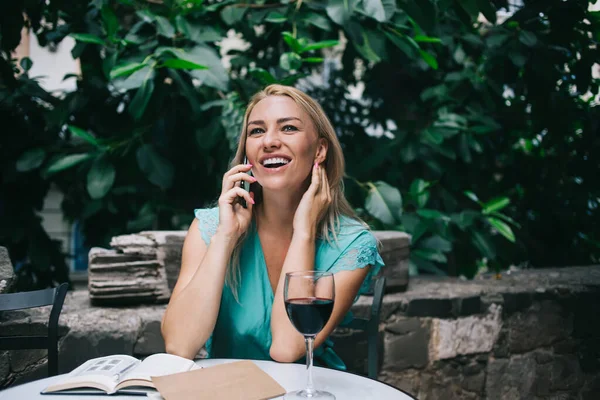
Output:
(305, 336), (315, 395)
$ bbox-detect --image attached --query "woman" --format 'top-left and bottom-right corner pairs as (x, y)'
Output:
(161, 84), (384, 368)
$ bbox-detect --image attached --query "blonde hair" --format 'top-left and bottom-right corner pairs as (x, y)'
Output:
(226, 84), (364, 294)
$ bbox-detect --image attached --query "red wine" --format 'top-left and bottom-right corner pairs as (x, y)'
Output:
(285, 297), (334, 336)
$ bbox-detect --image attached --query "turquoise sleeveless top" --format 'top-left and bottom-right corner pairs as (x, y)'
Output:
(194, 207), (385, 369)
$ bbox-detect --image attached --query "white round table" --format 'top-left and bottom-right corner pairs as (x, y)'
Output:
(0, 358), (416, 400)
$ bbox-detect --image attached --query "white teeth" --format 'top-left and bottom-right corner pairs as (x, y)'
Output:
(262, 157), (290, 166)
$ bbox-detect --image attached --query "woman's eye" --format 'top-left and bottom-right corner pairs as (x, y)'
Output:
(249, 128), (264, 135)
(282, 125), (298, 132)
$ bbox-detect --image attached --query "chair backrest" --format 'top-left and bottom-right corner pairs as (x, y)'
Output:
(340, 275), (386, 379)
(0, 283), (69, 377)
(367, 275), (386, 380)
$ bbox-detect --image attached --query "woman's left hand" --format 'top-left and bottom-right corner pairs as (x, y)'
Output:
(293, 162), (332, 239)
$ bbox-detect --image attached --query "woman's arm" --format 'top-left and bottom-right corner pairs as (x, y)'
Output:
(269, 163), (371, 362)
(269, 233), (370, 362)
(161, 163), (256, 359)
(161, 219), (237, 359)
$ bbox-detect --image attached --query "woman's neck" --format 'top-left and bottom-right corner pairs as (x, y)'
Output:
(255, 189), (303, 235)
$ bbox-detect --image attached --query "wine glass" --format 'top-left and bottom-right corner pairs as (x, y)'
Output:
(284, 271), (336, 400)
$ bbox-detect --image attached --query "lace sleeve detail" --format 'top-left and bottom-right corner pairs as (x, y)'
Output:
(194, 208), (219, 246)
(328, 232), (385, 295)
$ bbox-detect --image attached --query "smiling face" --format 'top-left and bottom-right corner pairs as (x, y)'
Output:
(245, 95), (327, 193)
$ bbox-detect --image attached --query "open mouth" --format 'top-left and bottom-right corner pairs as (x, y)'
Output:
(262, 157), (291, 169)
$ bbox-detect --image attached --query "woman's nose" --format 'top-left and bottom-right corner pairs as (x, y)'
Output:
(262, 127), (281, 149)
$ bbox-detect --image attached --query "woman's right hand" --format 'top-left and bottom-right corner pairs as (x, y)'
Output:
(216, 163), (256, 241)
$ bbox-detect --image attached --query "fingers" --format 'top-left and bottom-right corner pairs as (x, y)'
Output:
(319, 164), (332, 204)
(222, 164), (255, 193)
(222, 164), (252, 193)
(306, 162), (321, 196)
(219, 187), (255, 208)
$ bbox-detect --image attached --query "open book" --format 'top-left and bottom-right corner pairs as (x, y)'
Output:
(41, 353), (200, 395)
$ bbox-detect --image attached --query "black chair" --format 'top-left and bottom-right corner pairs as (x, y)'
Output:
(0, 283), (69, 377)
(344, 275), (386, 379)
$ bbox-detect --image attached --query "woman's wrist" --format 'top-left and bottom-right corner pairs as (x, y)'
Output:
(212, 228), (240, 249)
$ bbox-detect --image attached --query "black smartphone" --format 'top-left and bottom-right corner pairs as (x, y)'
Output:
(240, 156), (253, 208)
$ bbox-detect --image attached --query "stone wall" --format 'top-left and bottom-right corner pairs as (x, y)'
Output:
(2, 264), (600, 399)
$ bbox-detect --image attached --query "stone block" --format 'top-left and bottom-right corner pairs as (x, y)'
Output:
(378, 369), (420, 398)
(502, 292), (533, 315)
(429, 304), (502, 361)
(330, 327), (369, 374)
(0, 247), (14, 294)
(0, 351), (9, 384)
(486, 354), (537, 400)
(507, 300), (572, 354)
(407, 298), (453, 318)
(9, 349), (46, 372)
(58, 308), (142, 374)
(134, 320), (165, 356)
(580, 373), (600, 400)
(452, 296), (482, 316)
(533, 353), (582, 394)
(383, 317), (430, 370)
(11, 359), (48, 387)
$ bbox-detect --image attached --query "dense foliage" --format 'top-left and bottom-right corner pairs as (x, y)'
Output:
(1, 0), (598, 289)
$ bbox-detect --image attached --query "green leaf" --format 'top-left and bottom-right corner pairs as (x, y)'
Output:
(303, 57), (324, 63)
(326, 0), (358, 25)
(46, 154), (92, 176)
(249, 68), (277, 85)
(113, 65), (152, 91)
(303, 12), (332, 31)
(221, 5), (247, 25)
(279, 52), (303, 71)
(483, 197), (510, 214)
(410, 257), (447, 275)
(464, 191), (480, 203)
(487, 217), (516, 242)
(489, 211), (521, 228)
(266, 12), (287, 23)
(519, 31), (537, 47)
(486, 33), (510, 48)
(365, 181), (402, 226)
(185, 46), (230, 91)
(419, 49), (438, 70)
(70, 33), (105, 45)
(20, 57), (33, 72)
(414, 35), (442, 43)
(68, 125), (100, 147)
(16, 148), (46, 172)
(301, 40), (339, 53)
(451, 211), (480, 230)
(476, 0), (497, 24)
(420, 235), (453, 252)
(282, 32), (302, 53)
(155, 16), (175, 37)
(87, 157), (116, 199)
(471, 230), (496, 259)
(110, 62), (146, 79)
(363, 0), (396, 22)
(409, 179), (431, 208)
(384, 31), (418, 59)
(175, 15), (192, 37)
(458, 0), (479, 19)
(416, 209), (448, 220)
(458, 133), (472, 163)
(160, 58), (208, 70)
(413, 248), (447, 263)
(101, 5), (119, 38)
(136, 144), (174, 189)
(128, 71), (155, 121)
(187, 24), (222, 42)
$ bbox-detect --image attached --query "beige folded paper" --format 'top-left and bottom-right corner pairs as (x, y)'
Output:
(151, 360), (286, 400)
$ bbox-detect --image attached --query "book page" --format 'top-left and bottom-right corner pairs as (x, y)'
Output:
(117, 353), (198, 388)
(42, 355), (140, 394)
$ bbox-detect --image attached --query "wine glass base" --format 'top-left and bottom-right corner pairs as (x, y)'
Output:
(284, 389), (336, 399)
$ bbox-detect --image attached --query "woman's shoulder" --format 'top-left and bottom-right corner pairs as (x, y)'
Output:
(193, 207), (219, 245)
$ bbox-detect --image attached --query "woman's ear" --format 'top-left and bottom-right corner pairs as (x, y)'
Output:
(315, 138), (329, 164)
